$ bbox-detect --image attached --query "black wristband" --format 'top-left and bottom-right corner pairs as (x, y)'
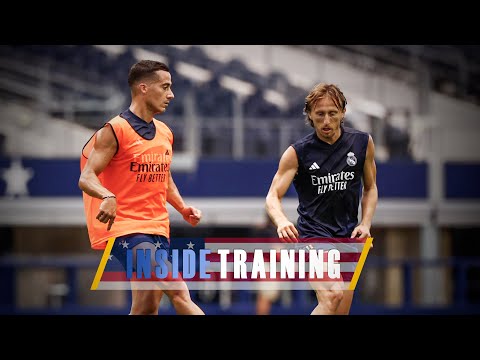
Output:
(102, 195), (116, 200)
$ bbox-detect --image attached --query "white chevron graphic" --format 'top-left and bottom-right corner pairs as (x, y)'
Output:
(309, 162), (320, 170)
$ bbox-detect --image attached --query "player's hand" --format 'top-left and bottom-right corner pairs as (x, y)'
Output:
(276, 221), (299, 243)
(96, 197), (117, 231)
(181, 206), (202, 227)
(350, 224), (373, 248)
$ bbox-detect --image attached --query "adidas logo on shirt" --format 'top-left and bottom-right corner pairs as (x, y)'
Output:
(309, 162), (320, 170)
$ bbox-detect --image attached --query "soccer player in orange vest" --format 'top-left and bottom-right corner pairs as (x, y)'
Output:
(79, 60), (204, 315)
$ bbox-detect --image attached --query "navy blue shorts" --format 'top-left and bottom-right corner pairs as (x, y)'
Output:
(110, 233), (170, 271)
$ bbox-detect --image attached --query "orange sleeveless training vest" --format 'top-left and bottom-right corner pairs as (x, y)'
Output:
(80, 115), (173, 249)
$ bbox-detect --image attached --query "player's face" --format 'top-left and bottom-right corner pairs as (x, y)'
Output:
(145, 70), (174, 114)
(309, 96), (345, 144)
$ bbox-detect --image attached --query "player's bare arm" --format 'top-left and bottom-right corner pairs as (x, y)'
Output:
(167, 172), (202, 227)
(266, 146), (300, 242)
(78, 125), (118, 230)
(351, 134), (378, 239)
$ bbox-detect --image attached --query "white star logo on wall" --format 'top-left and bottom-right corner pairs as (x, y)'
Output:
(1, 158), (34, 198)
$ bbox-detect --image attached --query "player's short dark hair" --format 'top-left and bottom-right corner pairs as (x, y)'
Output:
(303, 83), (347, 127)
(128, 60), (170, 88)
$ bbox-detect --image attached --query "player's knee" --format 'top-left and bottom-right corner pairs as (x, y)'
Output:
(130, 299), (159, 315)
(331, 289), (344, 303)
(168, 290), (192, 309)
(317, 289), (344, 310)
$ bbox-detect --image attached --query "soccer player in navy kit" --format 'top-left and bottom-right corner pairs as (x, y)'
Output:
(265, 83), (378, 315)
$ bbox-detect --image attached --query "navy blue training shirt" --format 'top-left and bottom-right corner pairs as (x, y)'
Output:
(291, 125), (369, 238)
(119, 109), (156, 140)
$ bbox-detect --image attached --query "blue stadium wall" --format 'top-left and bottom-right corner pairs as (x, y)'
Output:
(0, 157), (478, 199)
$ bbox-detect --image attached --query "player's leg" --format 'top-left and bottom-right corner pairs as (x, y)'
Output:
(256, 289), (279, 315)
(309, 246), (346, 315)
(129, 269), (204, 315)
(333, 241), (357, 314)
(256, 292), (273, 315)
(109, 235), (164, 314)
(133, 236), (204, 315)
(129, 240), (165, 314)
(335, 290), (354, 315)
(130, 289), (164, 315)
(161, 284), (204, 315)
(310, 281), (344, 315)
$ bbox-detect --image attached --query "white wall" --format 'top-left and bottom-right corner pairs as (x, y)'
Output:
(202, 45), (480, 162)
(202, 45), (418, 110)
(430, 93), (480, 161)
(0, 101), (93, 158)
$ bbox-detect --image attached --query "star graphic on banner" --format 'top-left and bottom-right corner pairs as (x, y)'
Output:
(121, 241), (129, 249)
(108, 255), (113, 261)
(187, 241), (195, 249)
(0, 158), (34, 198)
(154, 241), (162, 249)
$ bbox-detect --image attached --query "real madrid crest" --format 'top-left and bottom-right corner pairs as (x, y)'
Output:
(346, 152), (357, 166)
